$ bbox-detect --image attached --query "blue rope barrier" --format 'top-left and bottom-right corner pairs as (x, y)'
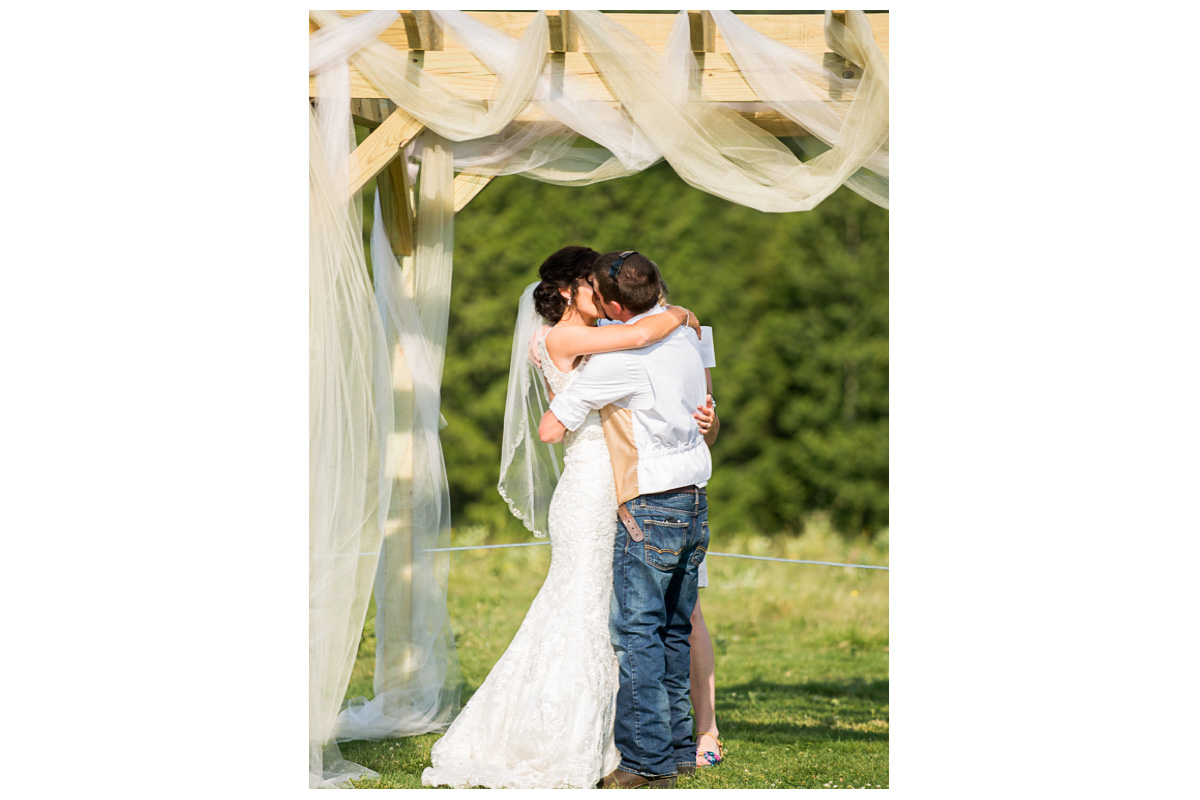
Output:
(706, 551), (888, 571)
(428, 542), (552, 553)
(423, 541), (888, 570)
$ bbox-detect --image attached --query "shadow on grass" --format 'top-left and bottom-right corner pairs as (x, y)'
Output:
(722, 676), (889, 703)
(718, 677), (889, 744)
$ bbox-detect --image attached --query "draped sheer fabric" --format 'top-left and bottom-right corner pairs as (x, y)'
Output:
(309, 101), (386, 789)
(309, 9), (887, 787)
(331, 172), (461, 744)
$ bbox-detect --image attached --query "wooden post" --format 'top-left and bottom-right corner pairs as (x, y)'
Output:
(401, 10), (443, 51)
(547, 10), (577, 53)
(378, 157), (415, 256)
(688, 10), (715, 53)
(377, 337), (417, 692)
(824, 9), (861, 100)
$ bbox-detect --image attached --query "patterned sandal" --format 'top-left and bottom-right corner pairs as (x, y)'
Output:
(696, 731), (724, 767)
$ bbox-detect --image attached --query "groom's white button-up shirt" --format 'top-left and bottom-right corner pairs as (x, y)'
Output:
(549, 306), (712, 504)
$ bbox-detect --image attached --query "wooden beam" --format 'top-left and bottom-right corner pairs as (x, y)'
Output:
(823, 51), (861, 82)
(733, 111), (807, 139)
(346, 107), (424, 198)
(688, 10), (715, 53)
(312, 12), (888, 142)
(453, 172), (495, 213)
(312, 50), (868, 103)
(377, 156), (415, 256)
(310, 12), (887, 102)
(312, 11), (887, 59)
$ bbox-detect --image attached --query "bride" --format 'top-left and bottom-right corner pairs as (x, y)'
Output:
(421, 246), (710, 789)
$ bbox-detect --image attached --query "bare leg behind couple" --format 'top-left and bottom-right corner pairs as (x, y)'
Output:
(688, 367), (723, 769)
(689, 567), (723, 767)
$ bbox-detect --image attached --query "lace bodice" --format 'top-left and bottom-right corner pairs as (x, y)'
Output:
(537, 331), (606, 451)
(537, 330), (579, 396)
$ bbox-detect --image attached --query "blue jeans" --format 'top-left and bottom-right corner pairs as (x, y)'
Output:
(610, 488), (710, 779)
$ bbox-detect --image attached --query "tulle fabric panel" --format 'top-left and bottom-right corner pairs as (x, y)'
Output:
(339, 10), (888, 208)
(569, 10), (885, 212)
(333, 133), (462, 743)
(309, 107), (387, 787)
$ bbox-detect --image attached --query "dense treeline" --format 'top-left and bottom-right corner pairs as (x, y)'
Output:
(390, 161), (887, 537)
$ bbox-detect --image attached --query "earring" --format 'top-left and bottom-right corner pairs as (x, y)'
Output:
(568, 296), (573, 306)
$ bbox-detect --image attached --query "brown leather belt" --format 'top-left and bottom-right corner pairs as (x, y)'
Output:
(617, 505), (644, 542)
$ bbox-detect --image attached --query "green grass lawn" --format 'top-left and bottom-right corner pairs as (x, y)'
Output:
(338, 516), (889, 789)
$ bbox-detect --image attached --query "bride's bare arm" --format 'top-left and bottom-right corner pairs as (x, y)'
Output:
(548, 306), (700, 361)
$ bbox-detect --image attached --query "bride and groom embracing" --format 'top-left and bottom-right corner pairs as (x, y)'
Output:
(422, 246), (718, 789)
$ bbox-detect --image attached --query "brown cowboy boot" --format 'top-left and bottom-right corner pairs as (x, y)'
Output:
(597, 768), (677, 789)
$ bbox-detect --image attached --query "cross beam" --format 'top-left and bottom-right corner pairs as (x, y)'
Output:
(310, 11), (888, 140)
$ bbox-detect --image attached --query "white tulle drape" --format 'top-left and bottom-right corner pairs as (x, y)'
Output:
(333, 134), (461, 745)
(310, 9), (459, 789)
(309, 9), (390, 782)
(309, 8), (887, 787)
(334, 9), (888, 206)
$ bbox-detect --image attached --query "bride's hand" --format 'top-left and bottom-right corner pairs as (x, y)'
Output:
(694, 394), (716, 435)
(527, 325), (553, 367)
(670, 306), (702, 339)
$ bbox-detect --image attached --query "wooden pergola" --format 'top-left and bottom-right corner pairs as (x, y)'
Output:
(309, 10), (889, 257)
(309, 13), (888, 773)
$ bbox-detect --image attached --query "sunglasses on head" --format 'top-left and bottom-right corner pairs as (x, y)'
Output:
(609, 250), (638, 281)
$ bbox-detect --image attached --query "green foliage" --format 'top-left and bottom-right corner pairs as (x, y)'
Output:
(340, 520), (888, 789)
(383, 162), (888, 536)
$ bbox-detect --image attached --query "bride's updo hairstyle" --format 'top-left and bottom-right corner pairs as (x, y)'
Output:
(533, 245), (600, 323)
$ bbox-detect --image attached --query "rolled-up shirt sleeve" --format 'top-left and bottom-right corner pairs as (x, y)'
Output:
(548, 352), (636, 431)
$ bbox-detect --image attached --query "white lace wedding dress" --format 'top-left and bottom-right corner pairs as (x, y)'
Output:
(422, 334), (621, 789)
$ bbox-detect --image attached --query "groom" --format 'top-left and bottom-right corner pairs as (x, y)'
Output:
(539, 250), (712, 788)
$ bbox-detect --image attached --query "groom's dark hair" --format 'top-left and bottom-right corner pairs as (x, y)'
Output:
(590, 250), (664, 316)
